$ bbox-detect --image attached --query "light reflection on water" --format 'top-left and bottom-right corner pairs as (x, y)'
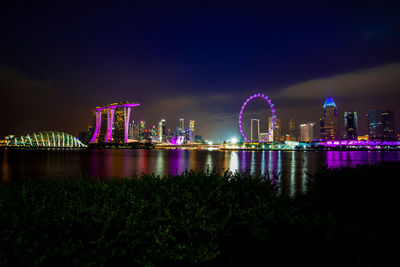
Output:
(1, 149), (400, 195)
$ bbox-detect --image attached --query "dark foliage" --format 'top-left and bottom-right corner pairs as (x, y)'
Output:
(1, 163), (399, 266)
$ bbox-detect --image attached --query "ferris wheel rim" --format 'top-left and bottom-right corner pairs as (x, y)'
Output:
(238, 93), (276, 143)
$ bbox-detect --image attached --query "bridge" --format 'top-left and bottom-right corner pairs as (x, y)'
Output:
(316, 140), (400, 148)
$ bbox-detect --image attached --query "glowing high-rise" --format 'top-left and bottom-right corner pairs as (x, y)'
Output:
(300, 122), (315, 142)
(289, 118), (296, 141)
(321, 97), (338, 140)
(344, 111), (358, 140)
(273, 118), (281, 142)
(158, 119), (166, 142)
(268, 116), (274, 142)
(89, 101), (140, 144)
(178, 118), (184, 132)
(381, 109), (395, 140)
(189, 120), (195, 143)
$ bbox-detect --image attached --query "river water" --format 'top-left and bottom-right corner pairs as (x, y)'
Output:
(1, 149), (400, 195)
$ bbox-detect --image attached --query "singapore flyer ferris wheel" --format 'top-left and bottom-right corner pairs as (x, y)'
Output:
(238, 93), (276, 143)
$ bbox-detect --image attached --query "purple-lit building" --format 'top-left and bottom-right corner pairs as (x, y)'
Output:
(89, 101), (140, 143)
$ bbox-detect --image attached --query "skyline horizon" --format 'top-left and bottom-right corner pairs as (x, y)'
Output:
(1, 93), (398, 142)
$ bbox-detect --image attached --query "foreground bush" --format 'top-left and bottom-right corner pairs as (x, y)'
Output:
(1, 163), (400, 266)
(0, 170), (289, 266)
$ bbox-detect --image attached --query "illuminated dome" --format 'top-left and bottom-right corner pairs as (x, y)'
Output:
(6, 131), (86, 148)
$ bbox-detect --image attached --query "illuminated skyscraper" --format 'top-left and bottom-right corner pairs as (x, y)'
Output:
(381, 109), (395, 140)
(344, 111), (358, 140)
(189, 120), (195, 143)
(300, 122), (315, 142)
(289, 119), (296, 141)
(273, 118), (281, 142)
(321, 97), (338, 140)
(133, 123), (140, 140)
(367, 110), (383, 140)
(89, 101), (140, 144)
(113, 106), (127, 143)
(367, 109), (395, 140)
(250, 119), (260, 142)
(158, 119), (166, 142)
(268, 116), (274, 142)
(178, 118), (184, 132)
(319, 118), (325, 139)
(139, 121), (146, 140)
(151, 125), (158, 138)
(128, 121), (135, 139)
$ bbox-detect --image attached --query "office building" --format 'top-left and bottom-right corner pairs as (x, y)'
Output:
(268, 116), (274, 142)
(251, 119), (260, 142)
(321, 97), (338, 140)
(344, 111), (358, 140)
(189, 120), (195, 143)
(178, 118), (185, 137)
(381, 109), (396, 140)
(289, 119), (297, 141)
(300, 122), (315, 142)
(367, 110), (383, 140)
(158, 119), (166, 142)
(273, 118), (281, 142)
(139, 121), (146, 140)
(319, 118), (325, 139)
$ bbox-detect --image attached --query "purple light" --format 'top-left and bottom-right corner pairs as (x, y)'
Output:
(124, 107), (131, 143)
(89, 111), (102, 143)
(318, 140), (400, 148)
(238, 93), (276, 143)
(91, 102), (140, 143)
(170, 136), (184, 145)
(105, 109), (115, 142)
(95, 103), (140, 111)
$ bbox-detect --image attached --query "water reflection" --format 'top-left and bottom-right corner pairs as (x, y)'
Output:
(205, 152), (213, 172)
(250, 151), (256, 174)
(261, 151), (265, 175)
(290, 151), (295, 196)
(1, 151), (9, 182)
(229, 152), (239, 172)
(324, 151), (400, 168)
(1, 149), (400, 195)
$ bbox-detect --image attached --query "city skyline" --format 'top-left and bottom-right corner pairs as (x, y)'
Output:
(1, 2), (400, 139)
(81, 95), (396, 144)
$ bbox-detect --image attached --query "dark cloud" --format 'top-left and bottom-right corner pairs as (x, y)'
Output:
(0, 65), (91, 136)
(277, 62), (400, 99)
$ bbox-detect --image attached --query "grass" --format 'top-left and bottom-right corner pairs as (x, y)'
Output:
(1, 163), (400, 266)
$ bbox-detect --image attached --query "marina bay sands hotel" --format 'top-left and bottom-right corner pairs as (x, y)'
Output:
(89, 101), (140, 144)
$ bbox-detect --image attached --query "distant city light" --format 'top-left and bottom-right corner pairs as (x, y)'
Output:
(230, 137), (238, 143)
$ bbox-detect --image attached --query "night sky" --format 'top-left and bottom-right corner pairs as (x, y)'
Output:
(1, 1), (400, 140)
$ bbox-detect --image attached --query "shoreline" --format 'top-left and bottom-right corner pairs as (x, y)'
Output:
(1, 145), (399, 151)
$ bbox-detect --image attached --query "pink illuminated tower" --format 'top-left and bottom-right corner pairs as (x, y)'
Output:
(89, 102), (140, 143)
